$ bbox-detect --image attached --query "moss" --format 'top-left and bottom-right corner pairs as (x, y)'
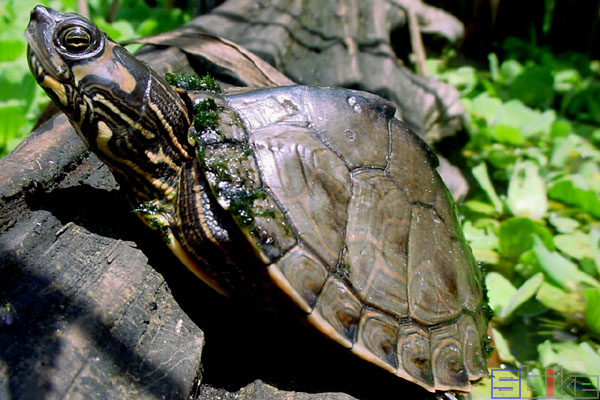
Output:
(132, 201), (170, 243)
(165, 72), (221, 92)
(193, 98), (219, 131)
(337, 262), (352, 278)
(132, 201), (163, 215)
(229, 190), (268, 227)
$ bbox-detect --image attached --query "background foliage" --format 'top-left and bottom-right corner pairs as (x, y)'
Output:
(430, 39), (600, 398)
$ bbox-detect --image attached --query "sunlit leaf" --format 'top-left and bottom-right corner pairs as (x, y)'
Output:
(499, 59), (524, 84)
(591, 229), (600, 277)
(472, 162), (504, 213)
(492, 124), (524, 145)
(555, 231), (594, 260)
(0, 39), (25, 62)
(486, 272), (517, 317)
(533, 236), (600, 291)
(536, 282), (586, 314)
(538, 341), (600, 389)
(507, 160), (548, 219)
(548, 215), (579, 233)
(499, 272), (544, 320)
(470, 94), (503, 127)
(491, 327), (517, 364)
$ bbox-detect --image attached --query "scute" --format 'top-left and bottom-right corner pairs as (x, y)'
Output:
(353, 310), (399, 373)
(308, 277), (363, 348)
(397, 323), (434, 391)
(250, 125), (350, 269)
(430, 325), (471, 391)
(408, 206), (462, 325)
(271, 245), (329, 312)
(345, 169), (410, 318)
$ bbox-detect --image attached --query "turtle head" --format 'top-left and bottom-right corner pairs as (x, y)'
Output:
(25, 5), (192, 202)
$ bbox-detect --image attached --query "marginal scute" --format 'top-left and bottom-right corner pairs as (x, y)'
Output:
(458, 314), (488, 381)
(345, 170), (409, 318)
(273, 246), (329, 312)
(308, 277), (362, 348)
(408, 206), (462, 325)
(251, 125), (351, 269)
(305, 87), (393, 169)
(430, 324), (470, 391)
(396, 323), (434, 392)
(353, 310), (399, 373)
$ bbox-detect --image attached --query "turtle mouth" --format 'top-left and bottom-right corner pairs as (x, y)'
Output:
(24, 5), (72, 83)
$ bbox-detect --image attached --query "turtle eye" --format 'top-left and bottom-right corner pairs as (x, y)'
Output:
(59, 26), (92, 53)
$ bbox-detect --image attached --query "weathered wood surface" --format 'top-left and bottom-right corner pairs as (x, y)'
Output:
(0, 1), (465, 399)
(160, 0), (465, 141)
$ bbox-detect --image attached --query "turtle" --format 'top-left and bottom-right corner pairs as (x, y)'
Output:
(25, 5), (490, 394)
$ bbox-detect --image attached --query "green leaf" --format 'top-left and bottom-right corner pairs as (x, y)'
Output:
(462, 200), (497, 216)
(470, 94), (502, 127)
(0, 39), (25, 62)
(583, 288), (600, 336)
(538, 341), (600, 388)
(499, 59), (524, 84)
(548, 215), (579, 233)
(491, 327), (517, 364)
(550, 120), (572, 138)
(533, 236), (600, 291)
(550, 134), (600, 169)
(440, 66), (479, 95)
(507, 160), (547, 219)
(463, 221), (500, 264)
(499, 272), (544, 320)
(508, 65), (554, 109)
(491, 124), (524, 145)
(555, 231), (594, 260)
(499, 218), (554, 259)
(591, 229), (600, 277)
(485, 272), (516, 317)
(536, 282), (586, 314)
(0, 105), (27, 156)
(553, 68), (583, 93)
(472, 162), (504, 213)
(548, 179), (600, 218)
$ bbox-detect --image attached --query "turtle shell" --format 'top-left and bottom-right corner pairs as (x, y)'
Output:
(183, 86), (488, 393)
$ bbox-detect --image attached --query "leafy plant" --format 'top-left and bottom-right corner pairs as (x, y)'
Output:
(432, 38), (600, 399)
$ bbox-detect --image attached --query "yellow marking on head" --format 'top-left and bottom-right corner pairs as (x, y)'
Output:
(149, 101), (190, 159)
(41, 75), (68, 106)
(72, 41), (137, 94)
